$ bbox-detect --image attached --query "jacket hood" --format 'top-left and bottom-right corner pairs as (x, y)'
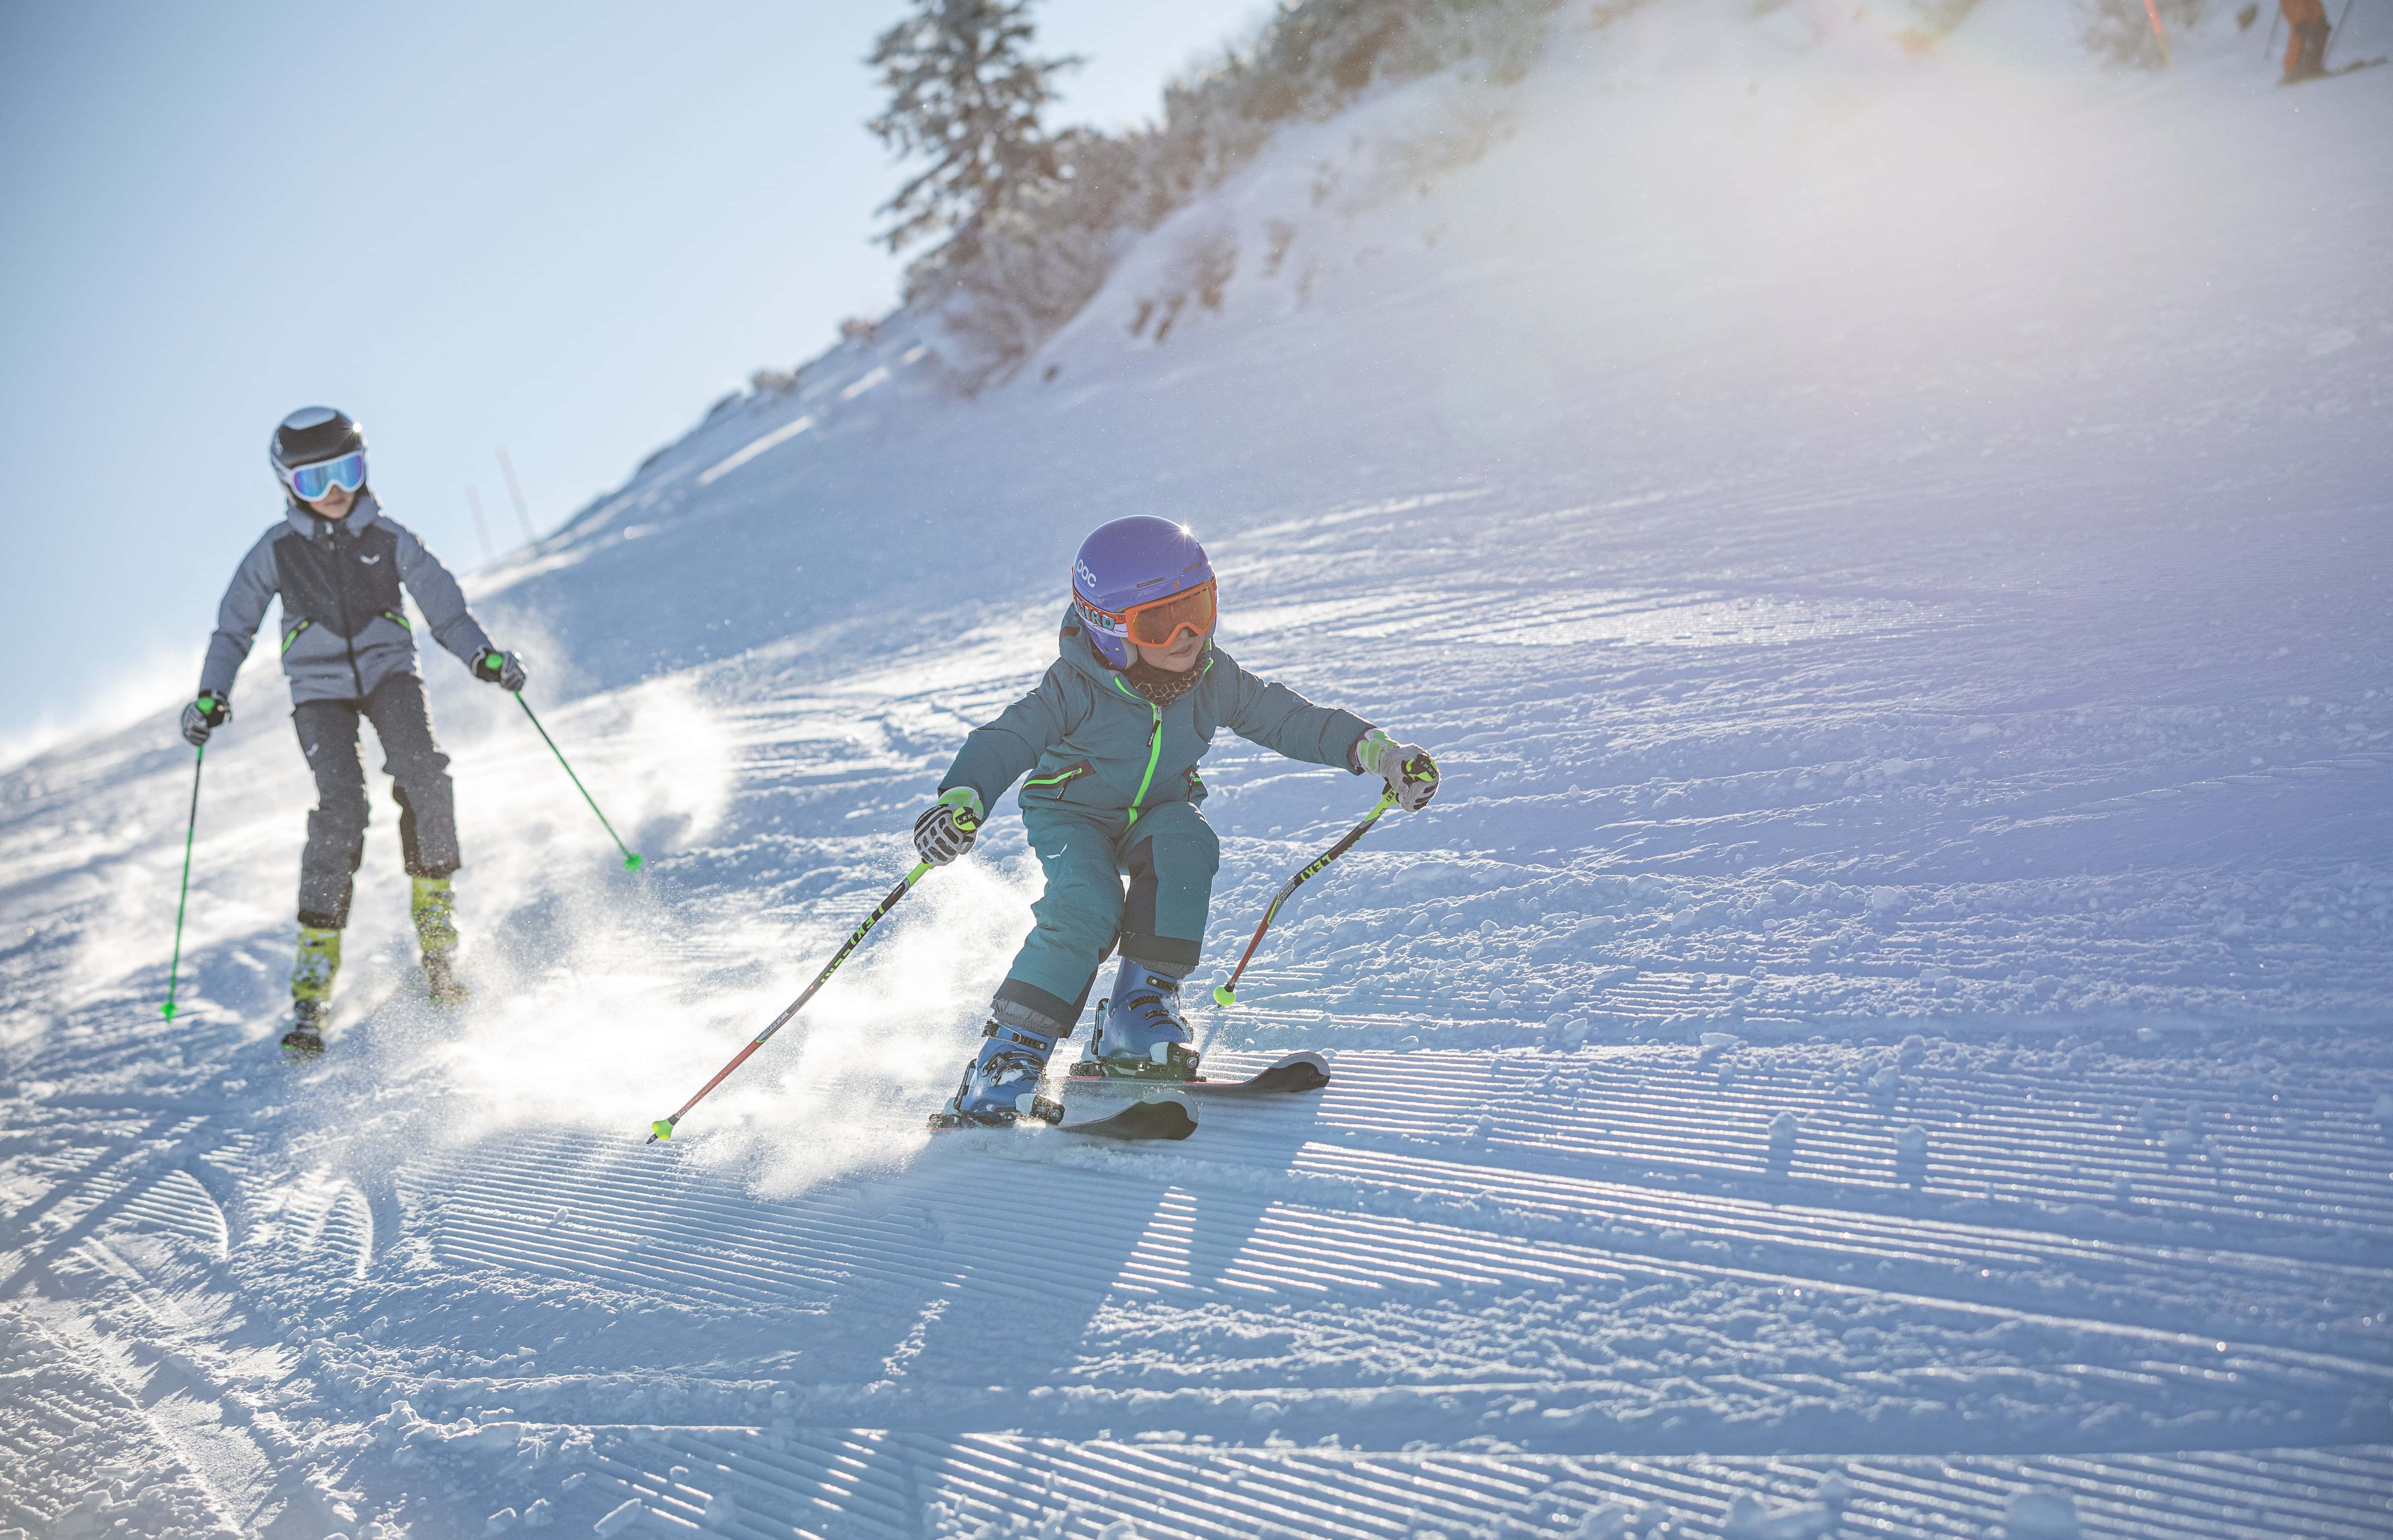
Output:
(282, 490), (383, 539)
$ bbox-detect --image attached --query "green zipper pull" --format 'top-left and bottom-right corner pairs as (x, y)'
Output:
(1112, 675), (1167, 828)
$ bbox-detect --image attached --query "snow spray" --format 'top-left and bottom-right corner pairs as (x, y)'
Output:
(646, 859), (938, 1143)
(515, 692), (644, 871)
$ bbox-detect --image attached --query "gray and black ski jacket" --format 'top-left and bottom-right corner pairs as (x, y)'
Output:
(199, 493), (493, 707)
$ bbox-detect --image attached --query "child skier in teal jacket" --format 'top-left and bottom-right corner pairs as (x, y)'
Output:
(911, 516), (1441, 1127)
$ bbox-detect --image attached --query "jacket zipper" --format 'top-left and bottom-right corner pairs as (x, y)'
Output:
(1024, 760), (1093, 790)
(1110, 676), (1164, 827)
(327, 519), (365, 699)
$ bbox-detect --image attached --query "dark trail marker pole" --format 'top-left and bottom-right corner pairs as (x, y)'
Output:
(647, 861), (934, 1142)
(1213, 789), (1400, 1007)
(516, 693), (643, 871)
(466, 483), (497, 568)
(496, 446), (538, 546)
(161, 746), (204, 1020)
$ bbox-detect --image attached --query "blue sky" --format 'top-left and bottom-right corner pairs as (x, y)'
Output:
(0, 0), (1261, 762)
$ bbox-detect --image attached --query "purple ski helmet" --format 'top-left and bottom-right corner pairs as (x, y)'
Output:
(1071, 516), (1217, 670)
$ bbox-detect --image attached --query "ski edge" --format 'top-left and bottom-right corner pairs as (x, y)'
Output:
(927, 1095), (1198, 1141)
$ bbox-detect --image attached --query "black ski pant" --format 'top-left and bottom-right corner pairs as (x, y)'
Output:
(293, 672), (459, 929)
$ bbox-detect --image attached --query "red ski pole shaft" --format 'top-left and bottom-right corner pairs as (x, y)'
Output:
(647, 860), (933, 1142)
(2140, 0), (2173, 66)
(1212, 790), (1398, 1007)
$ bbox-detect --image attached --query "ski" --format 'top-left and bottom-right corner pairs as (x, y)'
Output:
(2284, 56), (2386, 82)
(1068, 1048), (1330, 1095)
(926, 1096), (1197, 1141)
(1054, 1098), (1199, 1140)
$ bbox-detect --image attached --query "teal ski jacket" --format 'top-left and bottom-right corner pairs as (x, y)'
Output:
(940, 608), (1373, 823)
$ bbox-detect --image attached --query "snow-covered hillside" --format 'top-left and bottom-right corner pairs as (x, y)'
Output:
(4, 3), (2391, 1535)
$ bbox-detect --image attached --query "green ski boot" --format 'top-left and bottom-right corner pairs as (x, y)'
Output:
(283, 925), (340, 1055)
(413, 876), (468, 1007)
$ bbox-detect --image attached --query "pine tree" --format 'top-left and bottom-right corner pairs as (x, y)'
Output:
(866, 0), (1081, 257)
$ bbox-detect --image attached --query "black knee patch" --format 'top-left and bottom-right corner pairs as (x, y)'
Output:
(995, 977), (1082, 1034)
(1119, 933), (1202, 970)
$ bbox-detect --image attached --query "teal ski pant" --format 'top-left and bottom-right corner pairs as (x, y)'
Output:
(994, 800), (1219, 1032)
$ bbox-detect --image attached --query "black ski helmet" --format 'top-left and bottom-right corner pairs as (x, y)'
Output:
(269, 406), (366, 494)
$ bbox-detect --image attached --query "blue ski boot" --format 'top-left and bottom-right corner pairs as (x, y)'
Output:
(929, 1010), (1066, 1129)
(1087, 958), (1201, 1082)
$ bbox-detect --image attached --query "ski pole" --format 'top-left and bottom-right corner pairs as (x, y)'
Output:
(2140, 0), (2173, 68)
(161, 746), (204, 1020)
(515, 692), (643, 870)
(647, 860), (934, 1142)
(1212, 789), (1399, 1007)
(2326, 0), (2355, 68)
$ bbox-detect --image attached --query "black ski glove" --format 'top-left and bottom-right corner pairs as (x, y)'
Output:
(180, 691), (230, 747)
(472, 647), (528, 692)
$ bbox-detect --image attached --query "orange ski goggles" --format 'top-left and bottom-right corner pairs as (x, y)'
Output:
(1089, 580), (1218, 650)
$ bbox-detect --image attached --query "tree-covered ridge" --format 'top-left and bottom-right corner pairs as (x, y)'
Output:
(871, 0), (1565, 388)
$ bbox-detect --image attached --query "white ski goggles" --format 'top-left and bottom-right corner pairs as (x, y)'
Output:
(284, 451), (367, 502)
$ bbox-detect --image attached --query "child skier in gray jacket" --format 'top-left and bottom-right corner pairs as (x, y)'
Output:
(911, 516), (1440, 1126)
(180, 407), (525, 1053)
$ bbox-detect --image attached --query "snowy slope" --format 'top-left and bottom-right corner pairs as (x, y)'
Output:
(5, 2), (2392, 1535)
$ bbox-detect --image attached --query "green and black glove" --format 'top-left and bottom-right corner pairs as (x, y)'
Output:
(472, 647), (528, 692)
(180, 691), (230, 747)
(912, 787), (985, 865)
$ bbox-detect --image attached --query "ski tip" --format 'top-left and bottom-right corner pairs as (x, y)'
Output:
(647, 1119), (674, 1142)
(1253, 1053), (1331, 1093)
(624, 853), (645, 872)
(1134, 1094), (1199, 1137)
(1053, 1094), (1198, 1140)
(1211, 984), (1236, 1007)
